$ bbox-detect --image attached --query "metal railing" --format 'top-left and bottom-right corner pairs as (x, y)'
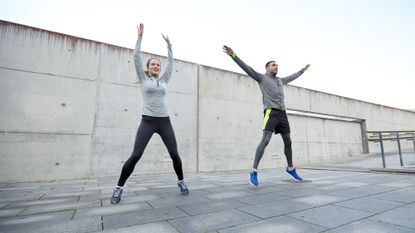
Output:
(367, 131), (415, 168)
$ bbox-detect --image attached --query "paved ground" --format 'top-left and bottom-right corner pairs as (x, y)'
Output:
(1, 166), (415, 233)
(304, 152), (415, 173)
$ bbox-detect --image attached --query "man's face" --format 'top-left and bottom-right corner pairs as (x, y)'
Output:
(266, 62), (278, 75)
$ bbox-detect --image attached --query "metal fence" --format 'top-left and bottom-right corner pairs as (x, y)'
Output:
(367, 131), (415, 168)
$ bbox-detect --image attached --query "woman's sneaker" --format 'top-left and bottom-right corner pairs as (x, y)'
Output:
(178, 180), (189, 196)
(285, 168), (303, 182)
(110, 187), (123, 204)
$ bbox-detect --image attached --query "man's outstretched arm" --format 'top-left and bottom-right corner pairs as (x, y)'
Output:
(223, 45), (262, 82)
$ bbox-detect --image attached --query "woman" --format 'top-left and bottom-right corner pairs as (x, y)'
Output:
(111, 23), (189, 204)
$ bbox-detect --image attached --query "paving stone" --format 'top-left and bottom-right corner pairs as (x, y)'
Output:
(5, 197), (78, 208)
(336, 182), (370, 188)
(101, 221), (179, 233)
(74, 202), (152, 219)
(380, 182), (415, 188)
(178, 199), (248, 215)
(328, 185), (398, 198)
(146, 195), (210, 209)
(325, 219), (415, 233)
(291, 194), (348, 207)
(203, 190), (251, 200)
(0, 210), (74, 233)
(101, 194), (162, 207)
(239, 199), (313, 218)
(20, 200), (101, 215)
(103, 207), (188, 230)
(0, 207), (25, 217)
(218, 215), (326, 233)
(334, 197), (404, 213)
(278, 188), (322, 197)
(234, 192), (292, 205)
(0, 192), (44, 202)
(169, 209), (260, 233)
(371, 207), (415, 229)
(288, 205), (372, 228)
(370, 188), (415, 203)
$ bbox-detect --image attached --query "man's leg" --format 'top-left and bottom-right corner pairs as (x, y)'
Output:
(250, 130), (273, 186)
(281, 133), (293, 168)
(281, 133), (303, 182)
(253, 130), (273, 169)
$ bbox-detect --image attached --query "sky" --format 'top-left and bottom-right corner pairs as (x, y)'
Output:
(1, 0), (414, 110)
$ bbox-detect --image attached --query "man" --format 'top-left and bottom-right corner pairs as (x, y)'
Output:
(223, 45), (310, 186)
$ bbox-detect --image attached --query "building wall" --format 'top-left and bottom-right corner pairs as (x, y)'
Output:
(1, 20), (414, 182)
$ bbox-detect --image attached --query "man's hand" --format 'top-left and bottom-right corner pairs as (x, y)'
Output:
(223, 45), (233, 56)
(137, 23), (144, 36)
(304, 64), (311, 71)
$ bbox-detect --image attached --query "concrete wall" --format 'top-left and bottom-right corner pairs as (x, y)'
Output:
(1, 20), (415, 182)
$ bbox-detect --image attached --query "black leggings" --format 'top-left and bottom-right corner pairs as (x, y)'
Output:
(117, 116), (184, 186)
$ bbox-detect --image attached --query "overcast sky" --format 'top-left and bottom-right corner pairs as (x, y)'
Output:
(1, 0), (414, 110)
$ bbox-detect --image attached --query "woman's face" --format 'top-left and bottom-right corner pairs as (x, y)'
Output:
(147, 59), (161, 76)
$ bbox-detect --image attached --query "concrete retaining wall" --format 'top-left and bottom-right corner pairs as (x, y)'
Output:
(1, 20), (414, 182)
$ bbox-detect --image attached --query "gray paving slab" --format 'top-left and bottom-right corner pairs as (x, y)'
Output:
(42, 190), (100, 199)
(1, 216), (102, 233)
(278, 188), (322, 197)
(157, 189), (209, 199)
(101, 221), (179, 233)
(406, 202), (415, 208)
(291, 194), (348, 207)
(20, 200), (101, 215)
(370, 206), (415, 229)
(178, 199), (248, 215)
(380, 182), (415, 188)
(0, 192), (44, 202)
(328, 185), (399, 198)
(334, 196), (405, 213)
(169, 209), (260, 233)
(325, 219), (415, 233)
(0, 210), (75, 233)
(218, 215), (326, 233)
(5, 197), (78, 208)
(336, 181), (371, 188)
(203, 190), (252, 200)
(0, 186), (41, 192)
(234, 192), (292, 205)
(370, 188), (415, 203)
(146, 194), (210, 209)
(102, 207), (188, 230)
(288, 205), (372, 228)
(238, 199), (313, 219)
(0, 207), (25, 217)
(74, 202), (152, 219)
(101, 194), (162, 207)
(51, 185), (84, 192)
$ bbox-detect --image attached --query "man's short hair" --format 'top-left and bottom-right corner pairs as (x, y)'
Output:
(265, 60), (276, 68)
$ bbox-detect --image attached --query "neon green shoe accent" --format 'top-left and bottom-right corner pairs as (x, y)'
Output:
(262, 109), (272, 129)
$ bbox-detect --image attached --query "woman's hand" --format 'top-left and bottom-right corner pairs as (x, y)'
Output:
(137, 23), (144, 36)
(162, 33), (170, 44)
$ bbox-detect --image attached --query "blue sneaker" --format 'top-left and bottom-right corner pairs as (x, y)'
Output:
(285, 168), (303, 182)
(249, 171), (259, 186)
